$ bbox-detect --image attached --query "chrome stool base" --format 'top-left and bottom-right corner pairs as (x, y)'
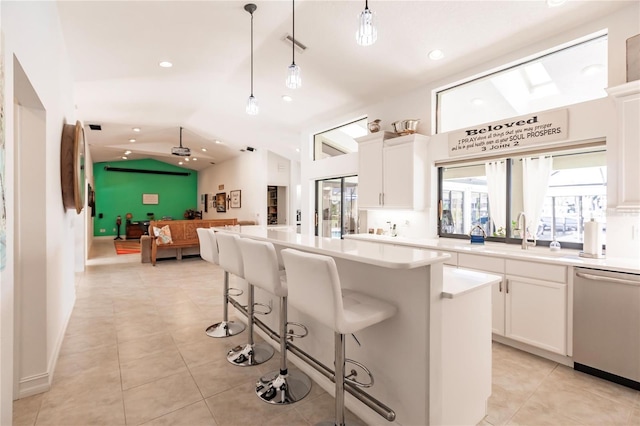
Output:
(256, 370), (312, 405)
(227, 342), (274, 366)
(205, 321), (246, 338)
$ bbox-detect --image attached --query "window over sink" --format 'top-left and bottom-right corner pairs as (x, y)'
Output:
(438, 146), (607, 250)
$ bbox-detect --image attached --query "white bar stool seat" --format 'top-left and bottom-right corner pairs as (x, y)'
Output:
(281, 248), (397, 426)
(196, 228), (245, 338)
(238, 237), (312, 405)
(217, 232), (274, 366)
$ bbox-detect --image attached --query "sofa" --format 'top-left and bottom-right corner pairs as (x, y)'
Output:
(142, 218), (238, 265)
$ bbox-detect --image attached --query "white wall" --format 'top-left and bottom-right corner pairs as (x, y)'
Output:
(198, 151), (267, 225)
(1, 1), (78, 421)
(299, 3), (640, 255)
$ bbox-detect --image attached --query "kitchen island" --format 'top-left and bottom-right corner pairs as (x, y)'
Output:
(219, 226), (499, 425)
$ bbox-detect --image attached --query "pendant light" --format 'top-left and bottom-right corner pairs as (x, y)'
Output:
(286, 0), (301, 89)
(245, 3), (259, 115)
(356, 0), (377, 46)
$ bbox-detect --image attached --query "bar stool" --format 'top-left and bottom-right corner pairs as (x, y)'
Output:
(281, 248), (397, 426)
(237, 237), (312, 405)
(196, 228), (245, 338)
(216, 232), (274, 366)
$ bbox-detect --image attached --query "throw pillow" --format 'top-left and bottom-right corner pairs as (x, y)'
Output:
(153, 225), (173, 245)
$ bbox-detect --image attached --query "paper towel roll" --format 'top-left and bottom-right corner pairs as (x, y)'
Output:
(583, 219), (602, 256)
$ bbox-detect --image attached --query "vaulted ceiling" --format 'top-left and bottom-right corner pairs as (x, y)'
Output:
(56, 0), (632, 171)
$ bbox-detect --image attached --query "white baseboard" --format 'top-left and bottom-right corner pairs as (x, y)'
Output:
(17, 290), (75, 399)
(17, 372), (50, 399)
(492, 334), (574, 367)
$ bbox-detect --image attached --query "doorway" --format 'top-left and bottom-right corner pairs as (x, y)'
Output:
(267, 186), (288, 225)
(315, 176), (358, 239)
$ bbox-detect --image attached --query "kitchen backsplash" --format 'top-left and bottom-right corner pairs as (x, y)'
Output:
(359, 209), (435, 240)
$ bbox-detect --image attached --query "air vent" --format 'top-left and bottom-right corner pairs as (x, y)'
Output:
(88, 124), (102, 131)
(283, 34), (307, 53)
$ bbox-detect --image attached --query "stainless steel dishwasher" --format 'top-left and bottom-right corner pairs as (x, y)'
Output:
(573, 267), (640, 390)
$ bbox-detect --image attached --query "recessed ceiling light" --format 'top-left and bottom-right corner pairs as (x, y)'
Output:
(129, 138), (136, 143)
(192, 157), (198, 161)
(215, 140), (221, 144)
(428, 49), (444, 60)
(185, 158), (190, 162)
(282, 95), (293, 102)
(546, 0), (567, 7)
(178, 161), (183, 165)
(471, 98), (485, 106)
(124, 150), (132, 155)
(132, 127), (141, 132)
(159, 61), (173, 68)
(122, 156), (128, 160)
(581, 64), (605, 76)
(296, 148), (300, 152)
(201, 147), (207, 152)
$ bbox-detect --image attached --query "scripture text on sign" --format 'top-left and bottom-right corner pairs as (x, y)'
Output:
(448, 109), (568, 157)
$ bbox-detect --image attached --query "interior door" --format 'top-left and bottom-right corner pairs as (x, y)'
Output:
(315, 176), (358, 239)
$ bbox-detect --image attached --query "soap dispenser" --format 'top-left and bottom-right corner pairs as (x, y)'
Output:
(470, 225), (486, 245)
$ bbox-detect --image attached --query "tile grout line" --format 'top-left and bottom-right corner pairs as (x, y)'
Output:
(503, 361), (560, 425)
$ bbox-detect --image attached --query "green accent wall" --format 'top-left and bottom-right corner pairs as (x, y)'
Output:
(93, 159), (198, 236)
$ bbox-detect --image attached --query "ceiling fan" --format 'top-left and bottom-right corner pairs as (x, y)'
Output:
(171, 126), (191, 157)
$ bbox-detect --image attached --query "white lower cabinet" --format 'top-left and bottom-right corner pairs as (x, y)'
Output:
(492, 280), (506, 335)
(504, 275), (567, 355)
(458, 254), (568, 355)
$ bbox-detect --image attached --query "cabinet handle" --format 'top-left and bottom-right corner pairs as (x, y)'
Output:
(381, 193), (385, 206)
(499, 280), (502, 292)
(505, 279), (509, 294)
(378, 193), (382, 205)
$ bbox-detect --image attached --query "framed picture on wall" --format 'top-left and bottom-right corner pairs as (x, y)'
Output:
(230, 190), (241, 208)
(215, 192), (226, 213)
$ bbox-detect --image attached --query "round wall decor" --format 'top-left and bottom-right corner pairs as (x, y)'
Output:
(60, 120), (85, 214)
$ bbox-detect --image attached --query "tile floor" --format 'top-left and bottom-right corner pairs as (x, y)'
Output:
(12, 239), (640, 426)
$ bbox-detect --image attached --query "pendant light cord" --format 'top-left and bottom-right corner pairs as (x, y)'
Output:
(291, 0), (295, 66)
(250, 10), (254, 96)
(365, 0), (369, 11)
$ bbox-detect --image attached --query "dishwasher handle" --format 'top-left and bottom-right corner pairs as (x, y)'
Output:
(575, 271), (640, 286)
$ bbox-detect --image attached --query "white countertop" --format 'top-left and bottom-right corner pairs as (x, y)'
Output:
(345, 234), (640, 274)
(219, 226), (450, 269)
(442, 266), (502, 299)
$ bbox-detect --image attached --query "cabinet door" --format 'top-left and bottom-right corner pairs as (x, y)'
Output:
(492, 279), (506, 336)
(505, 276), (567, 355)
(382, 143), (413, 209)
(618, 91), (640, 208)
(608, 82), (640, 209)
(358, 140), (383, 208)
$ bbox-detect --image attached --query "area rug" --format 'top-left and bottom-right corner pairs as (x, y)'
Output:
(114, 240), (141, 255)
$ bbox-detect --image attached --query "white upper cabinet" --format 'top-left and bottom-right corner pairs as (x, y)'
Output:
(356, 132), (429, 210)
(607, 81), (640, 210)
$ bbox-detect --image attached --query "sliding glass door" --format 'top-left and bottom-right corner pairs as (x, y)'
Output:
(315, 176), (358, 239)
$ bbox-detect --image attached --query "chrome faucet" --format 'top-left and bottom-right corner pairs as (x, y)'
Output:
(516, 212), (536, 250)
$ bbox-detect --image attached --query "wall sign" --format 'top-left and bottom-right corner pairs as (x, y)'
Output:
(142, 193), (159, 204)
(448, 109), (568, 157)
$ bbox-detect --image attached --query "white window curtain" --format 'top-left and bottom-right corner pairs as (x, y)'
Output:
(485, 161), (507, 236)
(522, 156), (553, 239)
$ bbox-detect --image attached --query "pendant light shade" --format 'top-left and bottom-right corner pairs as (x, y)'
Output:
(356, 0), (377, 46)
(286, 0), (301, 89)
(246, 95), (258, 115)
(286, 63), (301, 89)
(245, 3), (259, 115)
